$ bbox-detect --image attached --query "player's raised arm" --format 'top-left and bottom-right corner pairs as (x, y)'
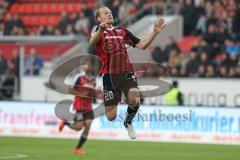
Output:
(89, 25), (104, 46)
(89, 17), (112, 46)
(136, 18), (165, 50)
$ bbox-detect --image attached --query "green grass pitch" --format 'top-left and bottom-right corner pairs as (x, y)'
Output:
(0, 136), (240, 160)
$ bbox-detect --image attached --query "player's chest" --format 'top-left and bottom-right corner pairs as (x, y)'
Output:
(101, 29), (125, 42)
(80, 77), (95, 87)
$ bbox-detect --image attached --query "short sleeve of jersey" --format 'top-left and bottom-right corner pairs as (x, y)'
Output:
(91, 25), (99, 36)
(74, 76), (83, 88)
(124, 29), (140, 48)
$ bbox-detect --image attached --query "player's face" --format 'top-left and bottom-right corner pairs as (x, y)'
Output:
(98, 7), (114, 24)
(82, 60), (92, 73)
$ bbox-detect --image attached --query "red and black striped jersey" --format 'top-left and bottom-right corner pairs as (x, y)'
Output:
(73, 74), (96, 111)
(91, 26), (140, 74)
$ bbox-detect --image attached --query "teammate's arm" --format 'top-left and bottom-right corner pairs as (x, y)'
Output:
(136, 18), (165, 50)
(68, 77), (89, 97)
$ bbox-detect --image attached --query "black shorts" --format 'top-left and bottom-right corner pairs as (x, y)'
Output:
(75, 110), (94, 121)
(103, 72), (138, 106)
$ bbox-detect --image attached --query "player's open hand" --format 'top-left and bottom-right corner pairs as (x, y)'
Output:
(153, 18), (166, 35)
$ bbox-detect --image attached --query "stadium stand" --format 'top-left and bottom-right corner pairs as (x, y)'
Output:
(5, 0), (95, 35)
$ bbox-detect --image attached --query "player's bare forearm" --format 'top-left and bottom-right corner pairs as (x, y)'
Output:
(136, 17), (165, 50)
(136, 32), (157, 50)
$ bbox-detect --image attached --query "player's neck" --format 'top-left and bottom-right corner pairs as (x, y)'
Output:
(85, 71), (91, 76)
(106, 24), (113, 29)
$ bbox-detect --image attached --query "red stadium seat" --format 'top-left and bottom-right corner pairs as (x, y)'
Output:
(59, 3), (67, 12)
(50, 3), (59, 13)
(75, 3), (82, 12)
(30, 17), (36, 26)
(5, 0), (95, 33)
(18, 4), (26, 13)
(42, 3), (49, 13)
(67, 3), (74, 13)
(24, 16), (31, 26)
(10, 4), (18, 13)
(24, 4), (30, 13)
(178, 36), (200, 53)
(87, 1), (94, 8)
(40, 16), (48, 26)
(49, 16), (59, 26)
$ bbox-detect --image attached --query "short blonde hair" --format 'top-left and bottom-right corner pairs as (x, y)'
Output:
(95, 7), (109, 22)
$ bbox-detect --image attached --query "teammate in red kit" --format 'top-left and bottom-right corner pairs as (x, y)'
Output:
(89, 7), (165, 139)
(59, 59), (96, 155)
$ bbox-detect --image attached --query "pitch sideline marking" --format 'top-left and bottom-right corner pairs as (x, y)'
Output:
(0, 153), (28, 159)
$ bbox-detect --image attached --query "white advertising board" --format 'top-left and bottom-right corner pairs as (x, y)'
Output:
(0, 101), (240, 145)
(21, 77), (240, 107)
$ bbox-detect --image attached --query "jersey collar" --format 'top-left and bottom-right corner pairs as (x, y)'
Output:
(106, 26), (115, 30)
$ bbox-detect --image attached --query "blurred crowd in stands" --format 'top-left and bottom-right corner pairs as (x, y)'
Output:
(152, 36), (240, 78)
(0, 0), (148, 36)
(0, 49), (19, 99)
(152, 0), (240, 78)
(0, 48), (43, 76)
(0, 48), (43, 99)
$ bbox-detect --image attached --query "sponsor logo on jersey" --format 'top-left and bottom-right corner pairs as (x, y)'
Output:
(116, 29), (121, 33)
(105, 36), (123, 39)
